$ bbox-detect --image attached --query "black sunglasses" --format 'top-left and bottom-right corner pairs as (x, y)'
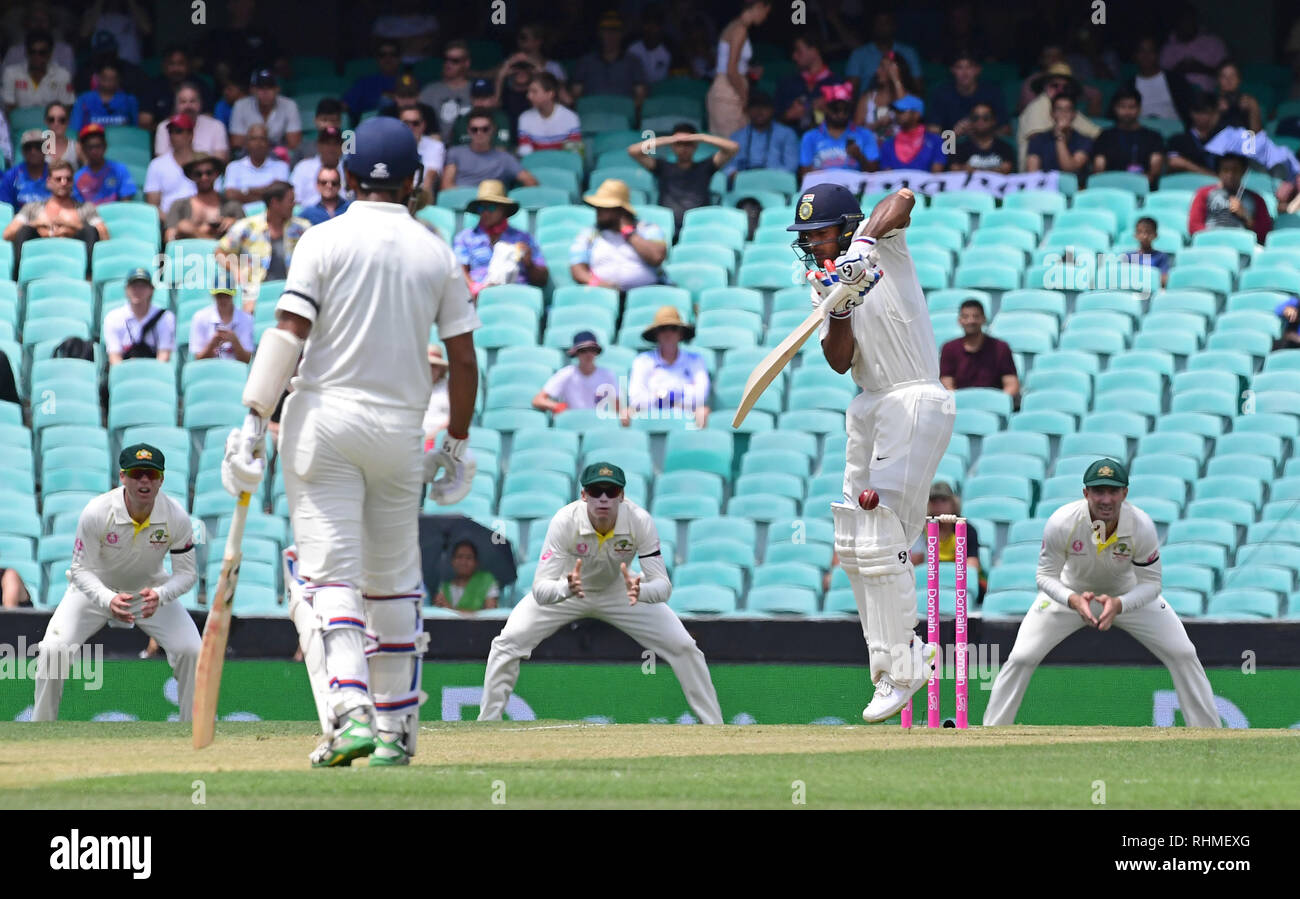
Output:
(586, 485), (622, 499)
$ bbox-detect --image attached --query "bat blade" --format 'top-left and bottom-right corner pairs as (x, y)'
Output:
(731, 283), (847, 427)
(192, 493), (250, 749)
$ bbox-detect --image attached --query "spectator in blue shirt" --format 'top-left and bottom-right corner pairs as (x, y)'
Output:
(798, 83), (879, 180)
(727, 91), (800, 175)
(70, 60), (139, 131)
(452, 179), (548, 299)
(845, 11), (923, 97)
(72, 123), (137, 203)
(299, 165), (351, 225)
(344, 39), (403, 119)
(0, 130), (51, 207)
(927, 49), (1007, 137)
(878, 96), (947, 172)
(1119, 216), (1171, 288)
(1275, 294), (1299, 350)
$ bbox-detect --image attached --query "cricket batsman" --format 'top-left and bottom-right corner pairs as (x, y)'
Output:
(222, 117), (481, 767)
(479, 463), (722, 724)
(33, 444), (199, 720)
(789, 184), (955, 722)
(983, 459), (1221, 727)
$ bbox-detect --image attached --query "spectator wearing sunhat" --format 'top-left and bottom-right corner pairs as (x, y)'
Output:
(73, 123), (137, 203)
(877, 95), (947, 172)
(104, 267), (175, 365)
(165, 153), (242, 242)
(144, 113), (199, 214)
(624, 306), (710, 428)
(189, 270), (254, 362)
(228, 68), (301, 154)
(570, 179), (667, 292)
(534, 331), (619, 416)
(726, 91), (800, 176)
(291, 125), (346, 208)
(452, 180), (547, 299)
(1017, 62), (1101, 170)
(0, 129), (51, 207)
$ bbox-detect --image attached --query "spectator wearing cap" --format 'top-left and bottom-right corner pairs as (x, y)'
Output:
(775, 34), (839, 132)
(165, 153), (242, 242)
(572, 12), (647, 104)
(627, 9), (673, 84)
(420, 39), (474, 141)
(1160, 3), (1228, 94)
(1025, 93), (1094, 178)
(570, 179), (667, 292)
(534, 331), (619, 415)
(797, 84), (879, 179)
(453, 181), (547, 298)
(0, 129), (51, 207)
(69, 59), (139, 131)
(2, 29), (75, 112)
(451, 78), (512, 148)
(1166, 93), (1223, 177)
(218, 180), (310, 311)
(1017, 63), (1101, 170)
(1123, 36), (1197, 129)
(228, 69), (301, 154)
(296, 98), (345, 161)
(42, 100), (79, 167)
(3, 160), (107, 265)
(877, 96), (946, 172)
(927, 49), (1007, 137)
(1188, 152), (1272, 244)
(517, 72), (582, 157)
(629, 122), (738, 231)
(291, 126), (346, 208)
(940, 299), (1020, 405)
(104, 268), (175, 364)
(189, 273), (254, 362)
(152, 80), (229, 161)
(394, 106), (444, 200)
(1091, 87), (1166, 188)
(725, 91), (799, 175)
(299, 164), (350, 226)
(73, 123), (137, 203)
(223, 123), (291, 205)
(908, 482), (984, 595)
(845, 11), (923, 98)
(344, 39), (403, 119)
(624, 306), (710, 428)
(707, 3), (770, 137)
(950, 103), (1016, 173)
(144, 113), (199, 214)
(140, 45), (213, 132)
(378, 72), (422, 120)
(441, 110), (539, 190)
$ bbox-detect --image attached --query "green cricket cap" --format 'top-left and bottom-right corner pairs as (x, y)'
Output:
(1083, 458), (1128, 488)
(580, 462), (626, 489)
(119, 443), (165, 473)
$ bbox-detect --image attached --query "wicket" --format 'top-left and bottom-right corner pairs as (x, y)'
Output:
(901, 515), (968, 729)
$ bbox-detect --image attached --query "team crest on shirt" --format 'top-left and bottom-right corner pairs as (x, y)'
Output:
(576, 543), (589, 555)
(106, 532), (119, 545)
(149, 528), (168, 546)
(1070, 540), (1083, 553)
(612, 538), (635, 555)
(1111, 541), (1131, 562)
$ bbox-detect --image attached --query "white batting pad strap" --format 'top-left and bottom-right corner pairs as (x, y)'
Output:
(242, 326), (303, 418)
(310, 583), (365, 632)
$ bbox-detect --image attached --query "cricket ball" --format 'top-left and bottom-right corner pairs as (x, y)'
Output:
(858, 489), (880, 510)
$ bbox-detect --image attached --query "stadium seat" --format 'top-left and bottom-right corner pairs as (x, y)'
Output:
(747, 585), (818, 615)
(671, 584), (738, 615)
(1009, 410), (1076, 437)
(686, 516), (758, 549)
(1206, 589), (1280, 619)
(980, 590), (1034, 616)
(1021, 389), (1088, 421)
(726, 493), (798, 522)
(651, 493), (721, 521)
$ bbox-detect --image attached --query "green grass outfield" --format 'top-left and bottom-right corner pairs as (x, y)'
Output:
(1, 721), (1296, 809)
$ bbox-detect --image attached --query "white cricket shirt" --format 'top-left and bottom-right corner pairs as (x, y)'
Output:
(532, 498), (670, 605)
(1037, 498), (1163, 612)
(69, 488), (197, 608)
(817, 224), (941, 393)
(277, 200), (480, 413)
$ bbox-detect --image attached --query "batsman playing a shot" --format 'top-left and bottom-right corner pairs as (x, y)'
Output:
(479, 463), (722, 724)
(789, 184), (955, 722)
(34, 444), (198, 720)
(983, 459), (1221, 727)
(222, 117), (480, 767)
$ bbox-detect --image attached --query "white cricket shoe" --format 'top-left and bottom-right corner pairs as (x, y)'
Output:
(862, 638), (937, 723)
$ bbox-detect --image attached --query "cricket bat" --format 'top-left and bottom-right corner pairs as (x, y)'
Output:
(731, 282), (849, 428)
(192, 492), (250, 749)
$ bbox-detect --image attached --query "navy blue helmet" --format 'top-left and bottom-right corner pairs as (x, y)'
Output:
(787, 183), (865, 268)
(344, 116), (422, 192)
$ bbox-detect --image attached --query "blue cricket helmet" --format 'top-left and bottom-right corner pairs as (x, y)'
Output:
(787, 183), (865, 267)
(344, 117), (422, 191)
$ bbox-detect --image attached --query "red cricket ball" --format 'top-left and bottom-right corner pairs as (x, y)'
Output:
(858, 489), (879, 510)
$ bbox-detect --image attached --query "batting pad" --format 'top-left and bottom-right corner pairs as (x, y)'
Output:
(364, 592), (429, 756)
(834, 502), (917, 684)
(284, 547), (331, 733)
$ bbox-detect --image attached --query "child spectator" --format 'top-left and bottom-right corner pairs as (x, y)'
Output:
(533, 331), (618, 414)
(1119, 217), (1171, 288)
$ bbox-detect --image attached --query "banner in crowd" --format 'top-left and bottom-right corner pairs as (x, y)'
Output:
(800, 168), (1061, 198)
(4, 660), (1294, 728)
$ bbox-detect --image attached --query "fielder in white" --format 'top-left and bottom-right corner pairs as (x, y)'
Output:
(222, 117), (481, 767)
(983, 458), (1221, 727)
(789, 184), (956, 722)
(479, 462), (722, 724)
(33, 444), (199, 720)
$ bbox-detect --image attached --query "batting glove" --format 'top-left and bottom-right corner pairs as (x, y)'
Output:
(425, 433), (477, 505)
(221, 412), (267, 498)
(834, 237), (884, 294)
(806, 260), (864, 319)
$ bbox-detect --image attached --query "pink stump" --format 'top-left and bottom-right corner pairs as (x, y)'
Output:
(926, 519), (940, 728)
(955, 519), (968, 729)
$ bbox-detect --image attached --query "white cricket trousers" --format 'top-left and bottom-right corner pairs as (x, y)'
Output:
(983, 594), (1222, 727)
(479, 590), (724, 724)
(33, 588), (201, 721)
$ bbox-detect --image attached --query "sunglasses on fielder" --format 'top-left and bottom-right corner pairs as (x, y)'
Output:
(585, 485), (622, 499)
(123, 468), (162, 481)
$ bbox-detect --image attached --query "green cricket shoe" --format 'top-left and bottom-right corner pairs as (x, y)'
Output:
(367, 734), (410, 767)
(310, 714), (377, 768)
